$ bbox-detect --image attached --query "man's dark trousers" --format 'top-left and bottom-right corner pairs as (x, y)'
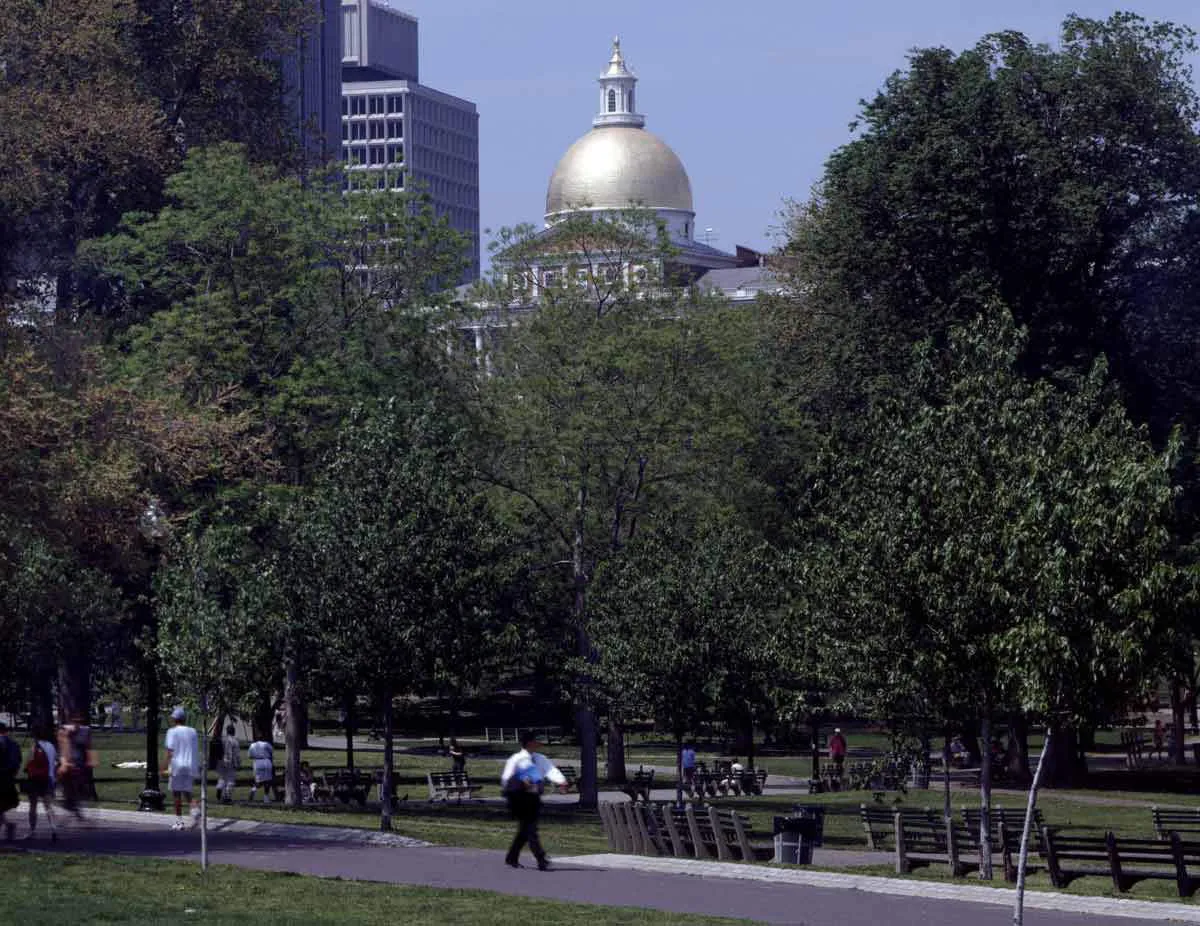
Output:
(505, 789), (544, 864)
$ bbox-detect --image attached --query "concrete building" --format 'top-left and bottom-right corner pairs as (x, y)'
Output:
(283, 0), (343, 163)
(341, 2), (480, 280)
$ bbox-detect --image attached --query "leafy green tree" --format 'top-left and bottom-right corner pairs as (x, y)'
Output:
(799, 312), (1189, 882)
(780, 13), (1200, 435)
(473, 212), (761, 807)
(590, 518), (782, 797)
(294, 403), (512, 830)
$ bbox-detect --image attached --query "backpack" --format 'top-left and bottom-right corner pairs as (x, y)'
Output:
(26, 742), (50, 784)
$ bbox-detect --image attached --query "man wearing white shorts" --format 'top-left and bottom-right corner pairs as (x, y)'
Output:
(162, 707), (200, 830)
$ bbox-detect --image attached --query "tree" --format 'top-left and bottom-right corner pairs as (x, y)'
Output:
(780, 13), (1200, 436)
(797, 312), (1190, 881)
(294, 403), (512, 831)
(82, 145), (470, 793)
(473, 212), (760, 807)
(589, 517), (782, 799)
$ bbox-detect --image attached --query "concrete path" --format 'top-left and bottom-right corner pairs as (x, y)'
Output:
(5, 807), (1197, 925)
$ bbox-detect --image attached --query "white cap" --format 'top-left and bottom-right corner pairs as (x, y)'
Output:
(834, 727), (842, 733)
(171, 707), (186, 721)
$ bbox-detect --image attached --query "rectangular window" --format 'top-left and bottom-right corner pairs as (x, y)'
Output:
(386, 144), (403, 164)
(387, 95), (403, 114)
(543, 271), (558, 287)
(387, 119), (402, 139)
(341, 97), (348, 116)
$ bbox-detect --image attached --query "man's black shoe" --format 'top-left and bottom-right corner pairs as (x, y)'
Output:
(537, 856), (551, 871)
(505, 856), (521, 868)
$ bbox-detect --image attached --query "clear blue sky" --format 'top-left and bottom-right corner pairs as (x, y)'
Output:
(394, 1), (1198, 261)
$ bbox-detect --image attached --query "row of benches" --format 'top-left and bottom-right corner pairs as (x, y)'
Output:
(599, 801), (774, 862)
(426, 765), (579, 802)
(808, 761), (903, 795)
(688, 768), (768, 798)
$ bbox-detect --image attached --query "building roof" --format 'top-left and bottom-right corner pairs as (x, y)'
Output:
(694, 266), (784, 302)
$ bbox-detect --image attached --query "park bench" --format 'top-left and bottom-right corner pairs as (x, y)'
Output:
(962, 807), (1045, 845)
(1152, 806), (1200, 840)
(689, 804), (774, 862)
(1121, 731), (1147, 769)
(426, 770), (482, 802)
(558, 764), (578, 791)
(621, 767), (655, 802)
(690, 769), (721, 798)
(860, 803), (935, 850)
(893, 813), (982, 877)
(1042, 828), (1200, 896)
(320, 768), (372, 807)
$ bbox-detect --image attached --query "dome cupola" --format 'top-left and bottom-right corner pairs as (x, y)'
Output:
(545, 38), (695, 238)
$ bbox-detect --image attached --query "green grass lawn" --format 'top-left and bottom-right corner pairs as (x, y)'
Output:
(0, 853), (752, 925)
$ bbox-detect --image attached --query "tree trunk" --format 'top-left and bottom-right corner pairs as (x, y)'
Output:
(809, 717), (821, 780)
(1040, 723), (1086, 788)
(606, 717), (627, 784)
(380, 690), (394, 832)
(962, 716), (983, 768)
(941, 732), (952, 821)
(344, 695), (356, 771)
(57, 651), (91, 723)
(979, 713), (993, 881)
(283, 660), (303, 808)
(1005, 712), (1032, 784)
(252, 692), (274, 743)
(1014, 729), (1053, 926)
(573, 483), (599, 810)
(30, 672), (54, 731)
(294, 695), (309, 750)
(1171, 681), (1187, 766)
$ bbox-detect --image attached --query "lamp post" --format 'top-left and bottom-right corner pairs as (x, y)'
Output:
(137, 499), (169, 812)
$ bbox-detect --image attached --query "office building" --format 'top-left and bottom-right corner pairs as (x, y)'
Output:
(282, 0), (343, 163)
(341, 2), (480, 280)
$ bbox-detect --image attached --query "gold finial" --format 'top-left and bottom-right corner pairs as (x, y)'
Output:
(611, 36), (622, 62)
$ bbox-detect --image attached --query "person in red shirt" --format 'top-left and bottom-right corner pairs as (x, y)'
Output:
(829, 728), (847, 777)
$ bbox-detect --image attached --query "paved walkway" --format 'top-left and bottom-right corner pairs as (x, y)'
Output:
(5, 806), (1198, 924)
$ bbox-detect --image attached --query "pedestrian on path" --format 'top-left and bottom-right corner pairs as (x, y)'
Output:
(216, 723), (240, 803)
(248, 737), (274, 802)
(448, 738), (466, 773)
(829, 728), (847, 777)
(500, 732), (567, 870)
(680, 743), (697, 796)
(0, 721), (21, 840)
(23, 723), (57, 842)
(161, 707), (200, 830)
(58, 712), (94, 818)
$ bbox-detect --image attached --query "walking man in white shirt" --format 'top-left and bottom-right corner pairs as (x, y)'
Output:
(161, 707), (200, 830)
(500, 732), (567, 870)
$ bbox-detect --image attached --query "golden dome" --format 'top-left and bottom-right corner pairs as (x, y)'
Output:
(544, 125), (694, 221)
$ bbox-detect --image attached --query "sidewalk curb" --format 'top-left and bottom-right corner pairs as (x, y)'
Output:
(19, 804), (430, 849)
(555, 854), (1200, 923)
